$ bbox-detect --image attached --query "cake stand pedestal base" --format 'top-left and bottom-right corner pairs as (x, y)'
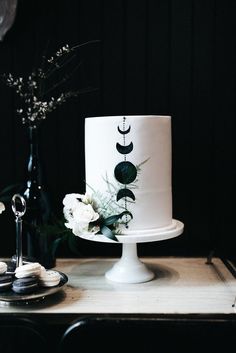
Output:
(105, 243), (154, 283)
(79, 219), (184, 284)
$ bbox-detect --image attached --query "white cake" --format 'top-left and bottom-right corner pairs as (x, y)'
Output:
(85, 115), (176, 238)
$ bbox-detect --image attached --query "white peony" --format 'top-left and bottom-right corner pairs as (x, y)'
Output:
(62, 193), (93, 207)
(0, 202), (5, 214)
(62, 193), (84, 207)
(63, 194), (99, 236)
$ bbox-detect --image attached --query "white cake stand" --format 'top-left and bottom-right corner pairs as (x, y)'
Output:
(79, 219), (184, 284)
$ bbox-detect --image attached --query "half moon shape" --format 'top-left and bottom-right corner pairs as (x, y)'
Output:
(117, 188), (136, 202)
(116, 142), (133, 154)
(117, 125), (131, 134)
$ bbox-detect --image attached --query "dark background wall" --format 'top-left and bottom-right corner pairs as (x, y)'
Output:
(0, 0), (235, 260)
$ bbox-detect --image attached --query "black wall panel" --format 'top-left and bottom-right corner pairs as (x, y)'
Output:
(0, 0), (235, 259)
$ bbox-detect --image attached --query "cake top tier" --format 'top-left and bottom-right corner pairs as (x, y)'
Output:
(85, 115), (171, 121)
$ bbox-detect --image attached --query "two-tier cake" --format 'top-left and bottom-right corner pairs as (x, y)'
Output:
(82, 115), (183, 242)
(63, 115), (184, 282)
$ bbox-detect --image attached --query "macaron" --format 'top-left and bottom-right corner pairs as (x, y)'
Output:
(12, 276), (38, 294)
(0, 275), (13, 292)
(39, 270), (61, 287)
(0, 261), (7, 275)
(15, 262), (42, 278)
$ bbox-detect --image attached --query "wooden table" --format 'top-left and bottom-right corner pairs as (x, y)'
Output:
(0, 257), (235, 316)
(0, 257), (235, 352)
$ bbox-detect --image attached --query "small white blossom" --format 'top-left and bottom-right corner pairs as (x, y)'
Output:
(47, 56), (54, 63)
(2, 42), (89, 126)
(0, 202), (5, 214)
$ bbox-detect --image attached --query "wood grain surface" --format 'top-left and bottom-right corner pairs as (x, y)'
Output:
(0, 257), (235, 315)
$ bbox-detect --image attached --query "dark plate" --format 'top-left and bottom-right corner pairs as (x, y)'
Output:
(0, 271), (68, 304)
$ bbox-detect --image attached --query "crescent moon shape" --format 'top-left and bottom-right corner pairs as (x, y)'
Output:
(116, 142), (133, 154)
(117, 188), (135, 202)
(117, 125), (131, 134)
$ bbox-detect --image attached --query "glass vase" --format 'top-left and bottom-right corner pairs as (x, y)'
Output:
(23, 125), (54, 268)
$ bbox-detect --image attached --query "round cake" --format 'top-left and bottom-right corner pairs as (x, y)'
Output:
(85, 115), (174, 238)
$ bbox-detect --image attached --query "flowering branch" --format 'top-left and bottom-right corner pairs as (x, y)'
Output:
(1, 40), (100, 126)
(0, 202), (5, 214)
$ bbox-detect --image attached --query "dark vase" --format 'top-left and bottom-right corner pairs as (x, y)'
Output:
(23, 125), (54, 268)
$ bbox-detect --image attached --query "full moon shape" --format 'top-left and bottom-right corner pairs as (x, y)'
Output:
(114, 161), (137, 184)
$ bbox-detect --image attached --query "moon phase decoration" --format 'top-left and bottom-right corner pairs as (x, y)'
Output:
(117, 188), (135, 202)
(114, 161), (137, 185)
(116, 142), (133, 154)
(114, 118), (136, 228)
(117, 125), (131, 134)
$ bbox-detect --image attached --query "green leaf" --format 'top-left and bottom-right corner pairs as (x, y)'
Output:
(100, 225), (118, 241)
(103, 210), (133, 226)
(103, 215), (121, 226)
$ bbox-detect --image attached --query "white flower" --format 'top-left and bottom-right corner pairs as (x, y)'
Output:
(73, 203), (99, 223)
(63, 193), (99, 236)
(0, 202), (5, 214)
(62, 193), (85, 208)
